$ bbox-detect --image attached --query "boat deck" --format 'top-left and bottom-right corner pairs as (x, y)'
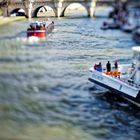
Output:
(90, 66), (140, 90)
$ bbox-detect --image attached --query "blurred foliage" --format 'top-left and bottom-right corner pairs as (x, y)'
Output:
(0, 0), (12, 7)
(0, 9), (2, 15)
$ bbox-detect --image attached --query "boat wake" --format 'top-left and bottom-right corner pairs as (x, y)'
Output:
(16, 36), (40, 44)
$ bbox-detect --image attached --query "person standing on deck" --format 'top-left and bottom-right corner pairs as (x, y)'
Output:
(106, 61), (111, 72)
(114, 60), (118, 70)
(94, 64), (97, 70)
(98, 62), (102, 72)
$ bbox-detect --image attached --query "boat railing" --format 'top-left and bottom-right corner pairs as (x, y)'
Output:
(102, 69), (140, 89)
(125, 79), (140, 89)
(115, 76), (140, 89)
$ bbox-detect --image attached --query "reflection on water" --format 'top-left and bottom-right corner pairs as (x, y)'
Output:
(0, 16), (140, 140)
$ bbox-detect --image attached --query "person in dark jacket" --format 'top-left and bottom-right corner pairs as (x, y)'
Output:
(98, 62), (102, 72)
(114, 60), (118, 69)
(106, 61), (111, 72)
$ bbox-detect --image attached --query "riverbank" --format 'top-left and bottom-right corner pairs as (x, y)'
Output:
(0, 16), (26, 26)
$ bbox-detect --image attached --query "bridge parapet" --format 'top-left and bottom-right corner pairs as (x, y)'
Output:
(1, 0), (140, 18)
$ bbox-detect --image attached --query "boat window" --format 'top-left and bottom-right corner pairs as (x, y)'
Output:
(136, 53), (140, 61)
(133, 51), (137, 60)
(133, 51), (140, 60)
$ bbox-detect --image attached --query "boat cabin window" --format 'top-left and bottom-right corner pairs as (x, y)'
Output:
(133, 51), (140, 61)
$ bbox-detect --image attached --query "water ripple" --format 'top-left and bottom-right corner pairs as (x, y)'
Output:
(0, 17), (140, 140)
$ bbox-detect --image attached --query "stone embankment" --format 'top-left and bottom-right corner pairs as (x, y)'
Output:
(0, 16), (25, 26)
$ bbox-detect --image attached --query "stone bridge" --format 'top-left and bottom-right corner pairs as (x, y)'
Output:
(0, 0), (139, 18)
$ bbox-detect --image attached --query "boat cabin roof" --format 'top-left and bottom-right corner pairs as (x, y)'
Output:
(132, 47), (140, 52)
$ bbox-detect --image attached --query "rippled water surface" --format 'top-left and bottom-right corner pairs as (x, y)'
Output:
(0, 16), (140, 140)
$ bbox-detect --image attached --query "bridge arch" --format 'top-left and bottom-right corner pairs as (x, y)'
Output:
(32, 5), (56, 18)
(6, 4), (26, 17)
(61, 3), (88, 17)
(0, 0), (117, 18)
(10, 8), (25, 16)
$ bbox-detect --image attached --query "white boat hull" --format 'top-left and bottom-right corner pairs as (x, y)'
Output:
(89, 68), (140, 106)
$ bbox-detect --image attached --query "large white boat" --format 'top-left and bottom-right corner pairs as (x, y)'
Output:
(89, 47), (140, 107)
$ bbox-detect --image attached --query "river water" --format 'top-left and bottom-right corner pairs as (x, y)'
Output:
(0, 14), (140, 140)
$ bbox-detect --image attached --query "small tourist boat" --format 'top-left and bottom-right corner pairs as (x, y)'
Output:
(89, 46), (140, 107)
(132, 26), (140, 44)
(27, 20), (54, 38)
(121, 17), (136, 33)
(101, 20), (120, 30)
(121, 23), (135, 33)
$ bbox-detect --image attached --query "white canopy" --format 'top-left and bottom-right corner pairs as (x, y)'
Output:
(132, 46), (140, 52)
